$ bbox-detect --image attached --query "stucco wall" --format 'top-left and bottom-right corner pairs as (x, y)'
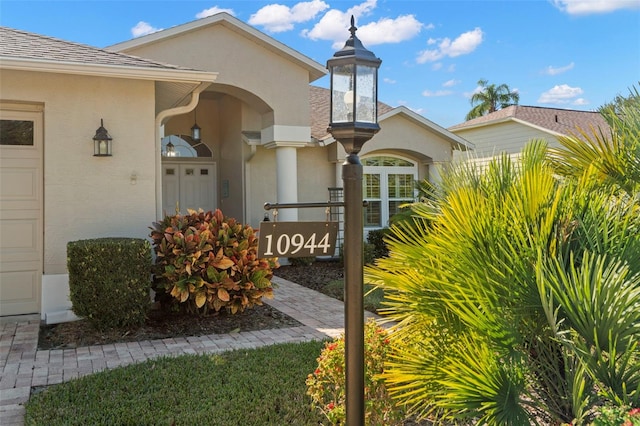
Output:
(117, 24), (311, 127)
(247, 146), (277, 226)
(0, 70), (156, 275)
(218, 96), (245, 221)
(361, 114), (453, 163)
(297, 146), (335, 222)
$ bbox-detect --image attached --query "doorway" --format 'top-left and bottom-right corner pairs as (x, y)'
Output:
(162, 162), (217, 216)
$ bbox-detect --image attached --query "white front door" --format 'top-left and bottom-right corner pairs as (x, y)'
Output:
(0, 103), (43, 316)
(162, 162), (217, 216)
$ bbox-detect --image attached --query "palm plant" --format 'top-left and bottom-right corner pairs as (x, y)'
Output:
(366, 94), (640, 424)
(465, 78), (520, 120)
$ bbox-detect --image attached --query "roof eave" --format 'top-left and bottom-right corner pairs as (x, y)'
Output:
(107, 12), (327, 83)
(0, 57), (218, 83)
(449, 116), (565, 138)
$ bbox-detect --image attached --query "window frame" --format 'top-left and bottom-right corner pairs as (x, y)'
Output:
(362, 155), (418, 229)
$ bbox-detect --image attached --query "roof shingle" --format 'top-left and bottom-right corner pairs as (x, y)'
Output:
(0, 26), (196, 71)
(309, 85), (394, 140)
(448, 105), (610, 136)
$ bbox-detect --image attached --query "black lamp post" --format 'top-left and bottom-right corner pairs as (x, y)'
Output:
(327, 15), (381, 426)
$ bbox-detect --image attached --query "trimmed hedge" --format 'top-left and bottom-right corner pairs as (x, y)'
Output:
(67, 238), (152, 330)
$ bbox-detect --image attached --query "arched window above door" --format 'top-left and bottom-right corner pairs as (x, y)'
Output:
(161, 135), (212, 158)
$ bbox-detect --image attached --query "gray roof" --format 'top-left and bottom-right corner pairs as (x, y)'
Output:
(448, 105), (610, 136)
(309, 85), (394, 140)
(0, 26), (196, 71)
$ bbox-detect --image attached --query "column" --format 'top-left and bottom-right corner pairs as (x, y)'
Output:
(275, 146), (298, 221)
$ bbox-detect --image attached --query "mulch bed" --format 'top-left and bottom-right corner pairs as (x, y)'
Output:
(37, 261), (344, 350)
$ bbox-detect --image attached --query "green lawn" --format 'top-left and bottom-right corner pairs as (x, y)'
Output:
(323, 279), (385, 313)
(25, 341), (326, 426)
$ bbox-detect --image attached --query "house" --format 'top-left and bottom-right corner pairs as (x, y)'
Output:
(0, 13), (471, 322)
(448, 104), (610, 164)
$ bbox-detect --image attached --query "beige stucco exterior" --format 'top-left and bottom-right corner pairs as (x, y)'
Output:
(0, 69), (160, 318)
(113, 24), (312, 129)
(0, 14), (472, 320)
(0, 69), (157, 274)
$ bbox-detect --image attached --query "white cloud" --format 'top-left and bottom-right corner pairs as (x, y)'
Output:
(383, 77), (396, 84)
(538, 84), (584, 104)
(417, 27), (483, 63)
(447, 64), (456, 72)
(302, 0), (423, 48)
(422, 89), (453, 97)
(249, 0), (329, 33)
(431, 63), (443, 71)
(196, 6), (235, 19)
(551, 0), (640, 15)
(543, 62), (575, 75)
(131, 21), (162, 38)
(442, 79), (459, 87)
(357, 15), (423, 46)
(573, 98), (590, 106)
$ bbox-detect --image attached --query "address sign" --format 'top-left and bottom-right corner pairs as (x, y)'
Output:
(258, 221), (338, 258)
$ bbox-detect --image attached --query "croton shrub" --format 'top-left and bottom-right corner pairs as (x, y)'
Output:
(306, 319), (404, 426)
(150, 209), (278, 315)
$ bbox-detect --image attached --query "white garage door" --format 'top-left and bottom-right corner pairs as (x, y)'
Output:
(0, 103), (43, 316)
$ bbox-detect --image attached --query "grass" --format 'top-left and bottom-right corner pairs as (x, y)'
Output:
(323, 279), (386, 313)
(25, 341), (326, 426)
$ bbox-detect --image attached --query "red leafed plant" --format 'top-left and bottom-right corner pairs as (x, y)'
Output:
(306, 319), (404, 425)
(150, 209), (278, 315)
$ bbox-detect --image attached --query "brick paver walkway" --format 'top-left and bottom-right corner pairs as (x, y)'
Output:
(0, 276), (378, 425)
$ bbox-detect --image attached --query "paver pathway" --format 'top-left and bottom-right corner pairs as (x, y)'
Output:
(0, 276), (378, 425)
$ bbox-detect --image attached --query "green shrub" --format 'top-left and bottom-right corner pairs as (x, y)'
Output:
(306, 319), (404, 425)
(67, 238), (151, 330)
(150, 209), (278, 315)
(591, 406), (640, 425)
(288, 256), (315, 266)
(339, 243), (375, 265)
(366, 229), (390, 260)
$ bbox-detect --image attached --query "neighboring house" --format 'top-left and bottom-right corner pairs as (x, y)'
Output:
(448, 104), (610, 165)
(0, 13), (471, 321)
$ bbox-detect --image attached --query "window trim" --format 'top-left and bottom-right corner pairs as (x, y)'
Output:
(362, 155), (418, 229)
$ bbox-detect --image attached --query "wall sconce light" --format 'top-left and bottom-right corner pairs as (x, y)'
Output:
(93, 119), (113, 156)
(165, 141), (176, 157)
(191, 109), (201, 142)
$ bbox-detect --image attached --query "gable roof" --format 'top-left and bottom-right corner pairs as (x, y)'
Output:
(309, 85), (393, 140)
(309, 86), (472, 150)
(108, 12), (327, 83)
(0, 26), (216, 84)
(448, 105), (610, 136)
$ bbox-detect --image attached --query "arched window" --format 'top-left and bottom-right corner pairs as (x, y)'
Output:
(362, 155), (417, 228)
(161, 135), (212, 158)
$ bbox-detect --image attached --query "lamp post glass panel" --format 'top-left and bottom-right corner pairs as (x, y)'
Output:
(327, 15), (380, 426)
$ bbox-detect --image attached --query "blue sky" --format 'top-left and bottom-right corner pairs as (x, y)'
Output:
(1, 0), (639, 127)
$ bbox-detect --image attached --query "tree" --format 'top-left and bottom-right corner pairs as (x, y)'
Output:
(465, 78), (520, 120)
(366, 93), (640, 424)
(598, 83), (640, 116)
